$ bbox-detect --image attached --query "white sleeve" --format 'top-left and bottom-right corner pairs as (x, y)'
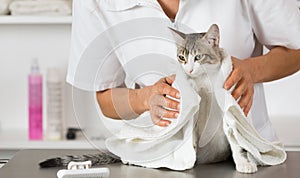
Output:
(248, 0), (300, 49)
(66, 0), (125, 91)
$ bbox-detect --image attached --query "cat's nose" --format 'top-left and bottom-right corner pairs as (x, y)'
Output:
(189, 69), (193, 74)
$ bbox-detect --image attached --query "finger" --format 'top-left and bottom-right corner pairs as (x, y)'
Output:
(163, 110), (179, 118)
(157, 95), (180, 111)
(224, 69), (242, 90)
(157, 83), (180, 99)
(151, 105), (178, 119)
(165, 74), (176, 85)
(150, 113), (171, 127)
(238, 87), (253, 109)
(157, 119), (171, 127)
(231, 78), (247, 100)
(243, 95), (253, 117)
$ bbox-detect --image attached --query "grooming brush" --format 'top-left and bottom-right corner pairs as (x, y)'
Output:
(57, 161), (110, 178)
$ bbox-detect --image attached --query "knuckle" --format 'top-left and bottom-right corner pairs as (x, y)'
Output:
(165, 99), (171, 108)
(232, 90), (241, 99)
(159, 96), (165, 105)
(171, 101), (177, 109)
(238, 100), (245, 108)
(227, 75), (234, 83)
(164, 111), (176, 118)
(242, 100), (248, 108)
(233, 68), (241, 75)
(160, 109), (167, 117)
(162, 87), (168, 94)
(170, 90), (176, 97)
(164, 111), (172, 118)
(245, 88), (254, 98)
(164, 98), (171, 107)
(231, 78), (237, 85)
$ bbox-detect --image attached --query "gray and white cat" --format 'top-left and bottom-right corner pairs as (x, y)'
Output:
(170, 24), (258, 173)
(39, 24), (257, 174)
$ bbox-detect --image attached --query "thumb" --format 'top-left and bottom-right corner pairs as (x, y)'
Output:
(165, 74), (176, 85)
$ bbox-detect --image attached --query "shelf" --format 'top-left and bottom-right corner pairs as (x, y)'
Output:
(0, 15), (72, 24)
(0, 129), (106, 150)
(1, 116), (300, 150)
(1, 125), (300, 151)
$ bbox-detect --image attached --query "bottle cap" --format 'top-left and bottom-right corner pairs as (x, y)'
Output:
(31, 58), (40, 73)
(47, 68), (61, 83)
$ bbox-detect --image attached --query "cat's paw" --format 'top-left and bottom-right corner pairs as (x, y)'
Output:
(236, 162), (258, 174)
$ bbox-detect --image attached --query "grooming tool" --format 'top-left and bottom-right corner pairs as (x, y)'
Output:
(57, 161), (110, 178)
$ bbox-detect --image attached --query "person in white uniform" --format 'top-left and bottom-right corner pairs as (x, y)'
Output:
(67, 0), (300, 142)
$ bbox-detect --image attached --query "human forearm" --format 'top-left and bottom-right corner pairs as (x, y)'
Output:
(96, 88), (147, 120)
(245, 47), (300, 83)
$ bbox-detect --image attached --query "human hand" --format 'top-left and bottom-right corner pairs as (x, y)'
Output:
(142, 75), (181, 127)
(224, 57), (254, 116)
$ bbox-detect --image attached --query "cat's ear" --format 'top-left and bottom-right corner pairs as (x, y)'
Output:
(168, 27), (186, 46)
(204, 24), (220, 47)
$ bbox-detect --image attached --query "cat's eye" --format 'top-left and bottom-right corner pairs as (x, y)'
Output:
(194, 54), (205, 61)
(178, 55), (186, 62)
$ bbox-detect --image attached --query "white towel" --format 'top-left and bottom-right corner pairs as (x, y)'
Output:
(106, 63), (200, 170)
(9, 0), (72, 16)
(105, 55), (286, 170)
(0, 0), (12, 15)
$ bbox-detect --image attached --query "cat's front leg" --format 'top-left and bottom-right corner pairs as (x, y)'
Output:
(230, 143), (258, 173)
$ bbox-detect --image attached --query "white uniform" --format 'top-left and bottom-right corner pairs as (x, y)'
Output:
(66, 0), (300, 141)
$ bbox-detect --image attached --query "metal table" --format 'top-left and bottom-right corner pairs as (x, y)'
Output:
(0, 149), (299, 178)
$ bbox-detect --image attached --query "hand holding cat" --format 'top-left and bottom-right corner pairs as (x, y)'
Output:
(142, 75), (181, 127)
(224, 57), (254, 116)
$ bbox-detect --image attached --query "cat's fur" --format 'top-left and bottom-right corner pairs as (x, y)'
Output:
(39, 24), (257, 173)
(39, 152), (120, 168)
(170, 24), (257, 173)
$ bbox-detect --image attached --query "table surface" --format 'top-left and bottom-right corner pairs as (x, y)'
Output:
(0, 149), (299, 178)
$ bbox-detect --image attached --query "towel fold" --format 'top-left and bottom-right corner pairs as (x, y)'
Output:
(222, 96), (287, 166)
(105, 54), (286, 171)
(9, 0), (72, 16)
(212, 56), (286, 167)
(0, 0), (12, 15)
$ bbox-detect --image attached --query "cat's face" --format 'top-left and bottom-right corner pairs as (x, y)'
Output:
(170, 24), (223, 78)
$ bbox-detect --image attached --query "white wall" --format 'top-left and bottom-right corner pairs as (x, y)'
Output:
(265, 72), (300, 118)
(0, 24), (73, 130)
(0, 23), (299, 146)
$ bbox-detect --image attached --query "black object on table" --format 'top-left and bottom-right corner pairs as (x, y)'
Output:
(66, 128), (82, 140)
(0, 149), (299, 178)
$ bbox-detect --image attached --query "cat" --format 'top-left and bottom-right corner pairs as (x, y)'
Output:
(170, 24), (258, 173)
(39, 24), (258, 173)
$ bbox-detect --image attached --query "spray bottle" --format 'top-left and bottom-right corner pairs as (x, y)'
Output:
(28, 59), (43, 140)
